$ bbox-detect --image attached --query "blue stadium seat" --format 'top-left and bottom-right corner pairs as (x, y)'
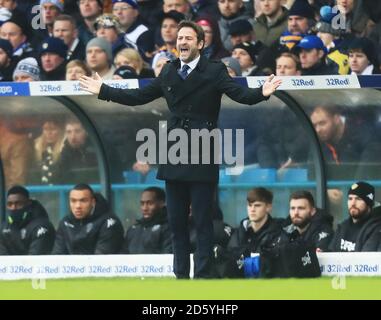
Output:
(277, 168), (308, 182)
(219, 168), (232, 184)
(123, 171), (141, 183)
(143, 169), (161, 184)
(235, 167), (277, 183)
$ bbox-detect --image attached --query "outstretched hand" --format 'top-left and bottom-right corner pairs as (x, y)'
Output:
(79, 72), (103, 95)
(262, 74), (282, 97)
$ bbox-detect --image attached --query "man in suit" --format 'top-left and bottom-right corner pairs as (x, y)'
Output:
(80, 20), (281, 278)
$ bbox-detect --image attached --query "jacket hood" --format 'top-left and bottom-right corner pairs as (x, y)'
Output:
(364, 206), (381, 225)
(311, 208), (334, 226)
(40, 59), (67, 81)
(69, 192), (110, 222)
(7, 199), (49, 228)
(284, 207), (333, 235)
(241, 215), (281, 233)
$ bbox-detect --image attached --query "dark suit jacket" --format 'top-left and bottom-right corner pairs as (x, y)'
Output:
(98, 56), (269, 182)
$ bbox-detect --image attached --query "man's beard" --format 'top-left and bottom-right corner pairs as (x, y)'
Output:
(349, 207), (368, 221)
(292, 216), (311, 229)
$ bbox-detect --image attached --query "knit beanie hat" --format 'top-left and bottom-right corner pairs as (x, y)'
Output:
(40, 0), (64, 11)
(94, 14), (123, 34)
(315, 5), (344, 37)
(113, 65), (138, 79)
(40, 37), (68, 59)
(78, 0), (103, 7)
(112, 0), (138, 9)
(233, 42), (256, 64)
(315, 20), (343, 37)
(348, 181), (375, 208)
(13, 57), (40, 81)
(289, 0), (315, 20)
(228, 19), (253, 36)
(86, 37), (113, 63)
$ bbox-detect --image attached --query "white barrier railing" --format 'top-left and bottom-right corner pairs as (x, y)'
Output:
(0, 255), (175, 280)
(0, 253), (381, 280)
(0, 75), (362, 97)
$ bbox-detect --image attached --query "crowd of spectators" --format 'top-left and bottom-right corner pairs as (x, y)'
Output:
(1, 0), (381, 83)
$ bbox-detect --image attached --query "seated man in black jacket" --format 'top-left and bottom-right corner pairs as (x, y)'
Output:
(52, 183), (124, 254)
(356, 206), (381, 252)
(329, 181), (381, 252)
(259, 190), (332, 278)
(227, 187), (281, 256)
(282, 190), (333, 251)
(121, 187), (172, 254)
(214, 187), (281, 277)
(0, 185), (55, 255)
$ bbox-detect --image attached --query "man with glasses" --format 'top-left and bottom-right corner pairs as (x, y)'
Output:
(112, 0), (154, 61)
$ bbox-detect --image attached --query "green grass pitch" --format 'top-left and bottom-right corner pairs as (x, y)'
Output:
(0, 277), (381, 300)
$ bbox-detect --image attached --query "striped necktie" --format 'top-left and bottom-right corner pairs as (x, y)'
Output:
(179, 64), (190, 79)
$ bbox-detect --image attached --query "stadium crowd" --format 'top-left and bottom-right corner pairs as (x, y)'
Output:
(1, 0), (381, 83)
(1, 0), (381, 277)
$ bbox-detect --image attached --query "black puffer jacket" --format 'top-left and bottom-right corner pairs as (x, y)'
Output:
(329, 214), (371, 252)
(0, 200), (55, 255)
(301, 60), (338, 76)
(212, 215), (281, 278)
(352, 206), (381, 252)
(52, 193), (124, 254)
(40, 60), (67, 81)
(336, 207), (381, 252)
(282, 209), (334, 251)
(121, 208), (172, 254)
(227, 215), (282, 257)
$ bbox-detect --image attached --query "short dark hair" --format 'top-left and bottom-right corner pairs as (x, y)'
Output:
(71, 183), (95, 197)
(247, 187), (273, 204)
(177, 20), (205, 45)
(7, 185), (29, 199)
(311, 105), (341, 118)
(143, 187), (166, 202)
(289, 190), (315, 207)
(54, 14), (77, 28)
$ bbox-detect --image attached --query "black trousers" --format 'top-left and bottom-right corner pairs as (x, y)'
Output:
(165, 180), (216, 279)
